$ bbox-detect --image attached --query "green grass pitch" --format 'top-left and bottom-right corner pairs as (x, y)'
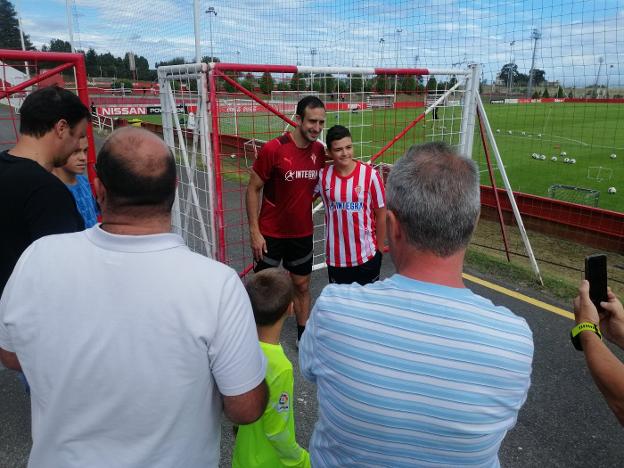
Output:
(131, 102), (623, 212)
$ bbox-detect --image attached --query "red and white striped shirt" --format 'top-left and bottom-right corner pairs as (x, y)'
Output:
(315, 161), (385, 267)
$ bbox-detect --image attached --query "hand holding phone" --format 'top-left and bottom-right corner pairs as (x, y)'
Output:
(585, 254), (608, 314)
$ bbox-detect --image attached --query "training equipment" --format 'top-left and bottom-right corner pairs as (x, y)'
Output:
(608, 187), (617, 194)
(551, 156), (558, 161)
(561, 151), (567, 156)
(610, 153), (617, 159)
(570, 158), (576, 164)
(564, 157), (570, 163)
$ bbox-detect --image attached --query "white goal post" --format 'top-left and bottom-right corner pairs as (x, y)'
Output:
(157, 61), (542, 283)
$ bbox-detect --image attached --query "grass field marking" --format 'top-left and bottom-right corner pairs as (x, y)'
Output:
(462, 272), (575, 320)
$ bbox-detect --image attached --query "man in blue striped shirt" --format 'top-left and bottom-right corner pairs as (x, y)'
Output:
(300, 142), (534, 467)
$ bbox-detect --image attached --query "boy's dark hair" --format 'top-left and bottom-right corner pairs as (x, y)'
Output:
(326, 125), (352, 151)
(296, 95), (325, 119)
(19, 86), (91, 137)
(246, 268), (294, 326)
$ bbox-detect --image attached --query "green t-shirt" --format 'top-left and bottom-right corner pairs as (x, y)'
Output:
(232, 342), (310, 468)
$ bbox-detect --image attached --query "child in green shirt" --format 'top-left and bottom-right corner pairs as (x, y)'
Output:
(232, 268), (310, 468)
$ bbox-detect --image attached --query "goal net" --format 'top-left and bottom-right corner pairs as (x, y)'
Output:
(367, 94), (395, 108)
(159, 62), (541, 280)
(548, 184), (600, 207)
(0, 49), (96, 180)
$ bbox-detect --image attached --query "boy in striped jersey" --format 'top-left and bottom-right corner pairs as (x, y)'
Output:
(315, 125), (386, 285)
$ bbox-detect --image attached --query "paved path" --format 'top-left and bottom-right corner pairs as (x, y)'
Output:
(2, 259), (623, 467)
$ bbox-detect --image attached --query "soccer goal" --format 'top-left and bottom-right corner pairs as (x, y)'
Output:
(159, 62), (543, 282)
(367, 94), (395, 108)
(548, 184), (600, 207)
(0, 49), (97, 178)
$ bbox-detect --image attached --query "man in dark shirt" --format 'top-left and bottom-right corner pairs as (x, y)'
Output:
(0, 86), (91, 296)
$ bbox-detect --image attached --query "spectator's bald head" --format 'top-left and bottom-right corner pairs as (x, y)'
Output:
(95, 127), (176, 214)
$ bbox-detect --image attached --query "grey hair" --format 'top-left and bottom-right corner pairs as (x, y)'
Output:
(386, 142), (480, 257)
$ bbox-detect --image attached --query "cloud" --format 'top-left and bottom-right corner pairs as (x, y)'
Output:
(15, 0), (621, 86)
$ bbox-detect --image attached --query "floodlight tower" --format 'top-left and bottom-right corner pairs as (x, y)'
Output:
(65, 0), (76, 53)
(527, 28), (541, 98)
(606, 63), (614, 97)
(394, 28), (403, 100)
(508, 40), (515, 94)
(205, 6), (217, 63)
(594, 56), (605, 97)
(310, 48), (318, 89)
(379, 38), (385, 66)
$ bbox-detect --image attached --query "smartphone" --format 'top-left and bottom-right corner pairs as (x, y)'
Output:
(585, 254), (608, 313)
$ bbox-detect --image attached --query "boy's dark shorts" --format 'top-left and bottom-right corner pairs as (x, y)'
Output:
(254, 235), (314, 276)
(327, 250), (383, 286)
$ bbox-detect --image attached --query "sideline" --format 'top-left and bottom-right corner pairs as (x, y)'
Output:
(463, 272), (574, 320)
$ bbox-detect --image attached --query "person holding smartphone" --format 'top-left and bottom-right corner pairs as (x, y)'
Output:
(573, 279), (624, 426)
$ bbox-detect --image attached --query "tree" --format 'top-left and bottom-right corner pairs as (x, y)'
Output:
(42, 39), (72, 53)
(542, 88), (550, 98)
(556, 86), (565, 98)
(531, 69), (546, 85)
(259, 72), (274, 94)
(240, 72), (256, 91)
(321, 74), (337, 94)
(532, 90), (540, 99)
(0, 0), (34, 50)
(155, 57), (187, 68)
(426, 77), (437, 91)
(350, 75), (364, 93)
(201, 55), (220, 64)
(290, 72), (303, 91)
(374, 75), (388, 93)
(400, 75), (417, 93)
(498, 63), (518, 87)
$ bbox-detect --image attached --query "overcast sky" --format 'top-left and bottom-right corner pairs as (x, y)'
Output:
(15, 0), (623, 87)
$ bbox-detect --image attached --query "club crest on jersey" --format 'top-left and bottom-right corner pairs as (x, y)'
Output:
(277, 392), (290, 412)
(354, 185), (362, 194)
(310, 153), (317, 164)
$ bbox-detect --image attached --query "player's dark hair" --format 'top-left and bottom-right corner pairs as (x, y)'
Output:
(19, 86), (90, 137)
(246, 268), (294, 327)
(296, 95), (325, 119)
(95, 131), (176, 212)
(326, 125), (352, 150)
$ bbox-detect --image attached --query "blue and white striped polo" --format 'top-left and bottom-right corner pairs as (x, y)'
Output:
(299, 274), (533, 468)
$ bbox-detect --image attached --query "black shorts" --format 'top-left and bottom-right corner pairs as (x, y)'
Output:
(327, 250), (383, 286)
(254, 235), (314, 276)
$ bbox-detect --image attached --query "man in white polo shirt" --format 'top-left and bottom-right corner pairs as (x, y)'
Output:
(0, 127), (267, 468)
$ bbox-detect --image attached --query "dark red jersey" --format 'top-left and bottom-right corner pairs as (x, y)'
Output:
(253, 133), (326, 238)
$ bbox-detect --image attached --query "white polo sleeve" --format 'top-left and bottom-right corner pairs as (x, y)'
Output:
(208, 271), (267, 396)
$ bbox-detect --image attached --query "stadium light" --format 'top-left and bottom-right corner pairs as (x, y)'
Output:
(310, 48), (318, 89)
(394, 28), (403, 100)
(205, 7), (217, 63)
(594, 56), (604, 97)
(379, 38), (385, 66)
(606, 64), (614, 97)
(508, 40), (515, 94)
(527, 28), (541, 98)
